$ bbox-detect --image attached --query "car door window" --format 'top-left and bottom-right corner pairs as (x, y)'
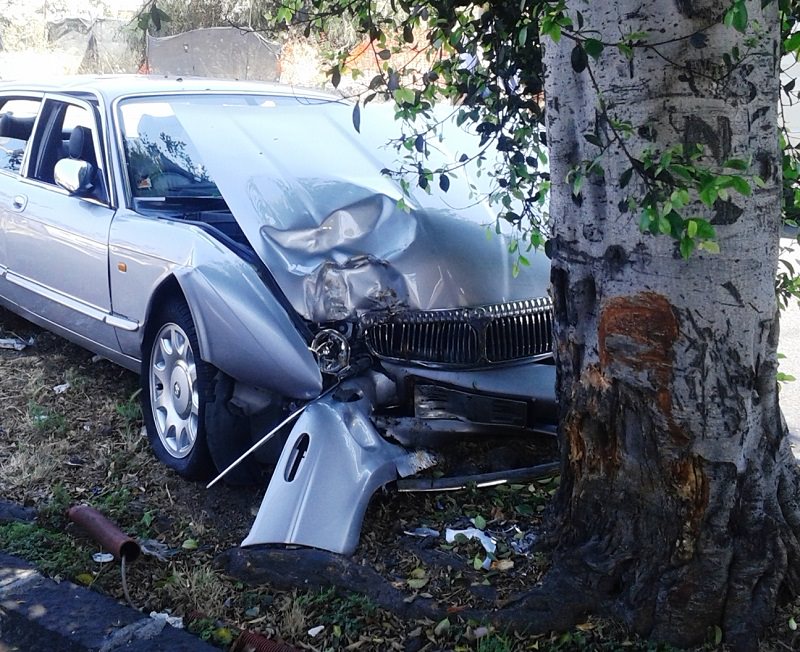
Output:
(0, 98), (41, 174)
(30, 99), (108, 204)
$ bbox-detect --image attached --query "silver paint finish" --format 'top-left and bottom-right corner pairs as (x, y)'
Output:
(168, 101), (550, 321)
(242, 382), (410, 555)
(0, 77), (557, 557)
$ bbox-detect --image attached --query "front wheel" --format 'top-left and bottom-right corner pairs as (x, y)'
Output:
(141, 299), (214, 480)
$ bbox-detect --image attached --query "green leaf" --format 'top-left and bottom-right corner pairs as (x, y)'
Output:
(472, 514), (487, 530)
(331, 65), (341, 88)
(584, 133), (602, 147)
(687, 220), (698, 238)
(729, 176), (751, 196)
(618, 43), (633, 60)
(403, 24), (414, 44)
(518, 25), (529, 46)
(434, 618), (451, 636)
(699, 184), (718, 207)
(680, 237), (695, 259)
(182, 538), (198, 550)
(571, 44), (588, 73)
(439, 173), (450, 192)
(694, 219), (716, 239)
(584, 38), (604, 59)
(732, 2), (748, 32)
(619, 167), (634, 189)
(699, 240), (720, 254)
(407, 577), (428, 589)
(378, 48), (391, 60)
(723, 158), (749, 171)
(394, 87), (415, 105)
(352, 101), (361, 133)
(785, 32), (800, 53)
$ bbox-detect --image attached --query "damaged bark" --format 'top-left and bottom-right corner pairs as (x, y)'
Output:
(535, 1), (800, 649)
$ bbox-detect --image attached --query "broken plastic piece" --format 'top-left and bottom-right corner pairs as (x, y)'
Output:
(445, 527), (497, 555)
(0, 336), (32, 351)
(404, 527), (440, 538)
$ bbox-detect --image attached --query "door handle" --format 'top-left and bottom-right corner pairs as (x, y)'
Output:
(11, 195), (27, 211)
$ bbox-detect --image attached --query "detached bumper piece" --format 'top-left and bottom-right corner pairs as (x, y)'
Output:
(242, 380), (433, 555)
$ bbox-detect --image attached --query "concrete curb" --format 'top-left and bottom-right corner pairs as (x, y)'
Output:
(0, 551), (218, 651)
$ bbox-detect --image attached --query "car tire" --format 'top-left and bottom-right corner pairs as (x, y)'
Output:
(141, 298), (215, 480)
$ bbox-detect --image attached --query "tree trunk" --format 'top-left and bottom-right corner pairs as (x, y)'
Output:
(542, 1), (800, 648)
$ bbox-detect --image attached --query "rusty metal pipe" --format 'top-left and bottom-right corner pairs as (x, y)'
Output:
(67, 505), (140, 563)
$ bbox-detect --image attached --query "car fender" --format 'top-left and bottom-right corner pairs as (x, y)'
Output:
(172, 263), (322, 400)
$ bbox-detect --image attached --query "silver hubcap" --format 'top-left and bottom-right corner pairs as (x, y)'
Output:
(149, 322), (199, 459)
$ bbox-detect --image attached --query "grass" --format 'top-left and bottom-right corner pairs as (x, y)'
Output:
(0, 521), (87, 580)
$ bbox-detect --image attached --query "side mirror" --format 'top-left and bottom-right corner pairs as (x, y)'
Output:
(54, 158), (95, 195)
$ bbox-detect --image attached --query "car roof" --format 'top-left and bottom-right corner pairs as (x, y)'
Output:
(0, 74), (339, 104)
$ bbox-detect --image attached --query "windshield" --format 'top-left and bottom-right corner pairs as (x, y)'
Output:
(118, 94), (290, 200)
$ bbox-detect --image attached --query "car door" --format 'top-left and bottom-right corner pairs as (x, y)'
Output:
(3, 94), (119, 350)
(0, 95), (43, 304)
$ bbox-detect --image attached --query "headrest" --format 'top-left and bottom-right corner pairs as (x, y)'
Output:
(69, 126), (93, 160)
(0, 114), (35, 141)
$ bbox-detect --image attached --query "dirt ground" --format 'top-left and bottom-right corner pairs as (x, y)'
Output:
(1, 305), (799, 651)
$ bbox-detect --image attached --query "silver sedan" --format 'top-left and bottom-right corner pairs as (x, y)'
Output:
(0, 76), (555, 554)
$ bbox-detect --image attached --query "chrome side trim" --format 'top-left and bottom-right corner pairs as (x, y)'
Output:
(104, 313), (139, 332)
(6, 271), (139, 331)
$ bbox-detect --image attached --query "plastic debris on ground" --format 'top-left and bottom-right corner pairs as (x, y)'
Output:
(150, 611), (184, 629)
(0, 336), (34, 351)
(92, 552), (115, 564)
(445, 527), (497, 569)
(53, 382), (71, 394)
(139, 538), (181, 561)
(510, 530), (539, 556)
(307, 625), (325, 637)
(403, 527), (440, 538)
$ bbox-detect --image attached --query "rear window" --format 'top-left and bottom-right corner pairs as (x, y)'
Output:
(0, 98), (41, 174)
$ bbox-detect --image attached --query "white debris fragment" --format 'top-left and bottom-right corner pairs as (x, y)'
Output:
(404, 527), (440, 538)
(92, 552), (115, 564)
(149, 611), (184, 629)
(0, 337), (32, 351)
(445, 527), (497, 555)
(308, 625), (325, 637)
(53, 382), (71, 394)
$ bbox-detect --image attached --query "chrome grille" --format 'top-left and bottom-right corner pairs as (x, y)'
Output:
(362, 297), (553, 366)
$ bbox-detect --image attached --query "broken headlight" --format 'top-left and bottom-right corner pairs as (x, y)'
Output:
(311, 328), (351, 375)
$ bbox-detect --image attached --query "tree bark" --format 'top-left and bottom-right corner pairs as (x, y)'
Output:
(542, 1), (800, 649)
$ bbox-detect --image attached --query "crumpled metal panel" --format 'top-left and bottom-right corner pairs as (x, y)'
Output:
(171, 101), (551, 322)
(174, 264), (322, 400)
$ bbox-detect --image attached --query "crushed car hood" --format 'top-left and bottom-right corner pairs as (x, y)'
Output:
(173, 101), (550, 322)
